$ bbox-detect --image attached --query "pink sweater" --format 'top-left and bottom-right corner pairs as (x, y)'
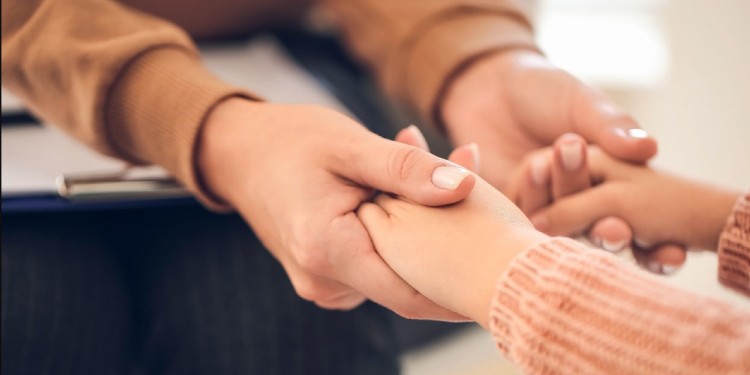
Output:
(491, 193), (750, 375)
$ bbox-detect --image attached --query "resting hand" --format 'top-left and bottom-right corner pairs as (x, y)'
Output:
(528, 145), (738, 255)
(358, 178), (547, 328)
(197, 99), (476, 320)
(441, 50), (657, 191)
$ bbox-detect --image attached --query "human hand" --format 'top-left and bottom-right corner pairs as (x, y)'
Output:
(440, 50), (657, 191)
(197, 98), (477, 320)
(358, 178), (548, 328)
(527, 144), (738, 255)
(506, 133), (687, 272)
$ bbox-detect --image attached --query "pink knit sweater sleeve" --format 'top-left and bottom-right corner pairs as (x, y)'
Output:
(490, 235), (750, 374)
(718, 192), (750, 296)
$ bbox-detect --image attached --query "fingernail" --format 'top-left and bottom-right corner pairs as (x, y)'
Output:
(601, 239), (628, 253)
(661, 264), (678, 275)
(530, 156), (549, 187)
(530, 215), (548, 232)
(468, 143), (481, 172)
(560, 140), (583, 171)
(406, 124), (429, 150)
(615, 128), (650, 139)
(634, 237), (652, 249)
(646, 260), (663, 274)
(432, 165), (470, 190)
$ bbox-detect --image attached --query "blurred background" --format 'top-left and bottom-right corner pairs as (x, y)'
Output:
(404, 1), (750, 374)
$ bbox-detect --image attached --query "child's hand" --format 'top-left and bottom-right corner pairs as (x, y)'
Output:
(504, 134), (685, 272)
(357, 178), (547, 328)
(527, 145), (738, 254)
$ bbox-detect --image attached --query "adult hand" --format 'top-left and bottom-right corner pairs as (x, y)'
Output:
(440, 50), (658, 258)
(441, 50), (658, 190)
(197, 98), (475, 320)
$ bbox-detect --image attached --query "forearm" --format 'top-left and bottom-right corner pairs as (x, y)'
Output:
(1, 0), (258, 207)
(491, 237), (750, 375)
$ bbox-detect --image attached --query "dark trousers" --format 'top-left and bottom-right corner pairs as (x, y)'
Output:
(2, 205), (399, 375)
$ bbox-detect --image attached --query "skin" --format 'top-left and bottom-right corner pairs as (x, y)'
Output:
(529, 146), (740, 252)
(506, 134), (652, 265)
(358, 178), (547, 328)
(441, 50), (658, 190)
(358, 149), (739, 329)
(198, 100), (475, 320)
(439, 50), (678, 268)
(195, 48), (663, 318)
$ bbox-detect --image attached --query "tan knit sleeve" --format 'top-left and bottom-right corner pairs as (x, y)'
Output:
(1, 0), (259, 209)
(718, 192), (750, 296)
(322, 0), (540, 129)
(491, 237), (750, 375)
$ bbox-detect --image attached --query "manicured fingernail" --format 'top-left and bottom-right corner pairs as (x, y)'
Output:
(530, 156), (549, 187)
(432, 165), (470, 190)
(406, 124), (429, 150)
(468, 143), (481, 172)
(530, 215), (548, 232)
(601, 239), (628, 253)
(560, 140), (582, 171)
(646, 260), (663, 274)
(615, 128), (650, 139)
(661, 265), (678, 275)
(634, 237), (652, 249)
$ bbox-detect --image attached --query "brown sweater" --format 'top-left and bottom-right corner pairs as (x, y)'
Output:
(491, 193), (750, 375)
(1, 0), (537, 207)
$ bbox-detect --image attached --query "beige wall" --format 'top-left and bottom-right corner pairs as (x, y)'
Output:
(609, 0), (750, 191)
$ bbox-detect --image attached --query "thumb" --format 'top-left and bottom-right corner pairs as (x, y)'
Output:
(343, 136), (476, 207)
(572, 85), (658, 163)
(395, 125), (430, 151)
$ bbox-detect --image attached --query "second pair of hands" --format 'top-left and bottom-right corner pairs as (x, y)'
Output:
(362, 131), (739, 326)
(197, 49), (660, 322)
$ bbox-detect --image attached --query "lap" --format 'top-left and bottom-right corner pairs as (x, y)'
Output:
(2, 206), (399, 375)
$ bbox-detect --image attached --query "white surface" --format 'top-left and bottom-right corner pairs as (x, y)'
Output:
(200, 36), (347, 112)
(536, 0), (669, 89)
(1, 126), (133, 195)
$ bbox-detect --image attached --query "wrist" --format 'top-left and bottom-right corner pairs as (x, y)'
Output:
(440, 49), (545, 137)
(197, 97), (264, 206)
(704, 188), (744, 249)
(471, 227), (549, 328)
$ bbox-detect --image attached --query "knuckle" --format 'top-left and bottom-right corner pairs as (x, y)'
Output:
(290, 225), (331, 274)
(292, 240), (329, 274)
(291, 277), (335, 303)
(387, 146), (426, 183)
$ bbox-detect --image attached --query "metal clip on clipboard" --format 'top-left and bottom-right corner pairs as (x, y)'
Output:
(56, 169), (190, 202)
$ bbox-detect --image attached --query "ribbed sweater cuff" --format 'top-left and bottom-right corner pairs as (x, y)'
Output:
(385, 10), (539, 131)
(106, 47), (260, 210)
(490, 237), (750, 375)
(718, 192), (750, 296)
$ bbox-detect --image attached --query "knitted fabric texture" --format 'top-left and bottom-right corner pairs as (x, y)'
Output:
(490, 233), (750, 375)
